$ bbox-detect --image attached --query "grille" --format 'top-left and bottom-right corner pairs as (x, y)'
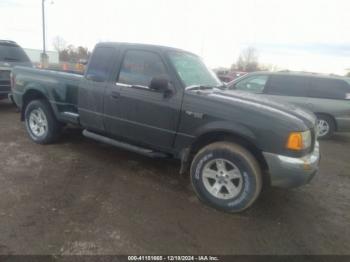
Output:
(0, 80), (11, 92)
(0, 70), (11, 81)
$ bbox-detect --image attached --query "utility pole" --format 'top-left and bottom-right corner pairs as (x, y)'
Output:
(42, 0), (46, 55)
(41, 0), (49, 67)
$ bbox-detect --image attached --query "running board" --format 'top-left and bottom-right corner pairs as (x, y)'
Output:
(82, 129), (169, 158)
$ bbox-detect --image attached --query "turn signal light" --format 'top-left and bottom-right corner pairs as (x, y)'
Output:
(286, 132), (303, 150)
(286, 130), (312, 151)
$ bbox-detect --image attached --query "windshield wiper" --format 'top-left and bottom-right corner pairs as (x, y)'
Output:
(185, 85), (216, 91)
(185, 84), (228, 91)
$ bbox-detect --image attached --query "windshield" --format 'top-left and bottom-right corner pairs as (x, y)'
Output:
(0, 45), (30, 62)
(167, 51), (222, 88)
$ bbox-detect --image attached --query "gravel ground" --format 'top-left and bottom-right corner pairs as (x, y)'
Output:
(0, 100), (349, 255)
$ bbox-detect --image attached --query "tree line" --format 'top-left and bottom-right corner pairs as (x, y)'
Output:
(52, 36), (90, 63)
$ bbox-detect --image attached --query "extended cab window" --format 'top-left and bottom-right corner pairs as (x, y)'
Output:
(118, 50), (168, 87)
(86, 47), (115, 82)
(266, 75), (307, 97)
(308, 78), (350, 100)
(235, 75), (268, 93)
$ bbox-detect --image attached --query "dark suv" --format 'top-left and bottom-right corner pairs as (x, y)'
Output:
(228, 72), (350, 138)
(0, 40), (32, 101)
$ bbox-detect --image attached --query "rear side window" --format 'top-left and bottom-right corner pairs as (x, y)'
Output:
(86, 47), (115, 82)
(235, 75), (268, 93)
(308, 78), (350, 100)
(266, 75), (308, 97)
(0, 44), (30, 62)
(118, 50), (168, 87)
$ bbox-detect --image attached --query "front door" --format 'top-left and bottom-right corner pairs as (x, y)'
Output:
(103, 49), (182, 151)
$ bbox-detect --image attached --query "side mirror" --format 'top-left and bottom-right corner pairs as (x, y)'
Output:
(149, 76), (173, 96)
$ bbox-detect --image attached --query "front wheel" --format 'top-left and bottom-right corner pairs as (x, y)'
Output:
(190, 142), (262, 213)
(24, 99), (62, 144)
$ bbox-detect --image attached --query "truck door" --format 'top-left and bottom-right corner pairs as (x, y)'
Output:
(78, 46), (117, 132)
(103, 49), (182, 151)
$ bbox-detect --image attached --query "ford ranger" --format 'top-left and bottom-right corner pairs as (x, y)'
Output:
(11, 42), (320, 212)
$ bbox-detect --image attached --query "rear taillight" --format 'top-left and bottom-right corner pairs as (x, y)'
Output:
(346, 93), (350, 100)
(10, 72), (15, 89)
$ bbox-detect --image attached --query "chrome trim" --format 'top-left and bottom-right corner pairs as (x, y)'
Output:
(62, 112), (79, 118)
(116, 82), (149, 90)
(116, 82), (132, 88)
(133, 84), (150, 90)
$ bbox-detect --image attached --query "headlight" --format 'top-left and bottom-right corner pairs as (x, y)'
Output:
(286, 130), (311, 151)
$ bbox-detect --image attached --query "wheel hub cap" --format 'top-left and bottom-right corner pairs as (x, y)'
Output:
(29, 108), (48, 137)
(317, 119), (329, 137)
(202, 159), (243, 200)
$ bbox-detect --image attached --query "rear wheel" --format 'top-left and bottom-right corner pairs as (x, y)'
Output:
(316, 115), (335, 139)
(190, 142), (262, 213)
(24, 99), (62, 144)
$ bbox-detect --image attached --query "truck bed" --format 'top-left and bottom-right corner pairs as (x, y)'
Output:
(12, 66), (83, 123)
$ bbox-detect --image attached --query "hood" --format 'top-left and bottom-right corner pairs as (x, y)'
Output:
(208, 89), (316, 129)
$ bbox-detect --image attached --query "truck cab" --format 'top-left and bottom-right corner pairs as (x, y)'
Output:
(78, 43), (186, 152)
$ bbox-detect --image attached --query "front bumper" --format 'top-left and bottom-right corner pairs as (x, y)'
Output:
(263, 142), (320, 188)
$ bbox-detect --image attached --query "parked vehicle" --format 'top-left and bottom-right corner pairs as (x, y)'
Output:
(11, 42), (320, 213)
(228, 72), (350, 138)
(0, 40), (32, 101)
(216, 71), (247, 83)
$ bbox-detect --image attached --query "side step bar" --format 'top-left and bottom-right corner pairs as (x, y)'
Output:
(83, 129), (169, 158)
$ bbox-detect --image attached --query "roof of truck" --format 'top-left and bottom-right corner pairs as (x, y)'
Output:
(96, 42), (197, 55)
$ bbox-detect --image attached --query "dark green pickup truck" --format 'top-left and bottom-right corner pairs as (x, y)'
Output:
(12, 42), (320, 212)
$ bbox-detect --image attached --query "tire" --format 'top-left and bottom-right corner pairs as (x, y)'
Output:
(24, 99), (62, 144)
(316, 115), (335, 139)
(190, 142), (262, 213)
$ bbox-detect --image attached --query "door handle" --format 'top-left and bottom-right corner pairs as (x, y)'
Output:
(111, 91), (120, 99)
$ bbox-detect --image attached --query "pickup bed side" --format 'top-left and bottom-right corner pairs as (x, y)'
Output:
(12, 67), (82, 124)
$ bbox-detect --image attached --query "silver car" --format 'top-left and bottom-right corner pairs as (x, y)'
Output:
(228, 72), (350, 138)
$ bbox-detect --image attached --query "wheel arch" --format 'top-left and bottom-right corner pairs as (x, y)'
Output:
(21, 89), (49, 121)
(189, 130), (268, 172)
(180, 129), (269, 180)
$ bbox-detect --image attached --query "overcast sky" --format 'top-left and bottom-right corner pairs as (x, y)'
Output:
(1, 0), (350, 74)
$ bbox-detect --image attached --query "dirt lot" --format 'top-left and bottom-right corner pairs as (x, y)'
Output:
(0, 100), (349, 255)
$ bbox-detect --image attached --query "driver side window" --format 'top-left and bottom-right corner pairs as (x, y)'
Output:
(118, 50), (168, 87)
(235, 75), (268, 93)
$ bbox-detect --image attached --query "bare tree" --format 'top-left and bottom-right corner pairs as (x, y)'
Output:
(236, 47), (259, 72)
(52, 36), (67, 52)
(58, 44), (90, 62)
